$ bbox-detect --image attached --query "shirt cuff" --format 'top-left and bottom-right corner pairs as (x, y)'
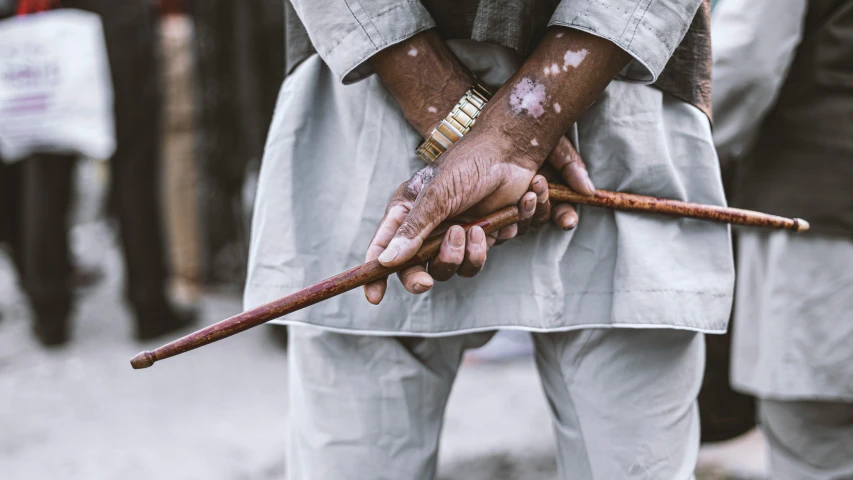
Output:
(311, 2), (436, 84)
(549, 0), (703, 84)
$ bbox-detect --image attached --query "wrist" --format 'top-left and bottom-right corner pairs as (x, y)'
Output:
(409, 74), (473, 139)
(369, 31), (474, 139)
(476, 119), (548, 172)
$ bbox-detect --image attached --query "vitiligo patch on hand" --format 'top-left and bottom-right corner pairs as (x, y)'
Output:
(531, 138), (539, 146)
(408, 47), (418, 57)
(553, 102), (562, 113)
(427, 106), (437, 113)
(510, 77), (547, 118)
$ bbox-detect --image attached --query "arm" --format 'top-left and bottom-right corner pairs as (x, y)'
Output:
(711, 0), (807, 163)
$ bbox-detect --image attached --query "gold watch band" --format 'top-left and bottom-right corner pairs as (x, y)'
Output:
(416, 83), (492, 164)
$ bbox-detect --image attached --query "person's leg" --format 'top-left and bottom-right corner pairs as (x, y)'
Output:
(760, 399), (853, 480)
(287, 327), (493, 480)
(95, 0), (195, 338)
(532, 328), (705, 480)
(19, 154), (76, 346)
(159, 14), (202, 304)
(0, 159), (20, 262)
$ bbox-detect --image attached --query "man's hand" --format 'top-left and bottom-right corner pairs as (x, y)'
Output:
(364, 26), (630, 304)
(363, 136), (594, 304)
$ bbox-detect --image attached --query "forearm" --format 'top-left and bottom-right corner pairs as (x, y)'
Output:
(370, 31), (473, 138)
(476, 27), (631, 170)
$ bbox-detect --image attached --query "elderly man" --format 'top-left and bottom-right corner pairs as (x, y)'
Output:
(245, 1), (733, 478)
(713, 0), (853, 477)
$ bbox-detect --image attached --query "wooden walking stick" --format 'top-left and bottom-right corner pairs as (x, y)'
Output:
(547, 184), (809, 232)
(131, 184), (807, 369)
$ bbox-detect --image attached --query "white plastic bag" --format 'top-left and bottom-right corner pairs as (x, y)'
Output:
(0, 9), (115, 163)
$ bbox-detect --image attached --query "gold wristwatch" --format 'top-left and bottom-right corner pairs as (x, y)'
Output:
(416, 83), (492, 164)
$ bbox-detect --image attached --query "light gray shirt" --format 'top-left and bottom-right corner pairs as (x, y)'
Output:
(711, 0), (807, 164)
(287, 0), (703, 85)
(244, 36), (734, 335)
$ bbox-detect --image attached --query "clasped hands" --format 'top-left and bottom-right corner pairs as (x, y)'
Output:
(362, 28), (631, 304)
(363, 123), (594, 304)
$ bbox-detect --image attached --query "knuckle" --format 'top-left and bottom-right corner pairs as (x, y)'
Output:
(396, 221), (420, 240)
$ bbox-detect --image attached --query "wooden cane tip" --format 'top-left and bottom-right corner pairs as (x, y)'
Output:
(130, 351), (156, 369)
(795, 218), (810, 233)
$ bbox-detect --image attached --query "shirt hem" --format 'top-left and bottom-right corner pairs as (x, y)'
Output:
(266, 318), (726, 337)
(731, 378), (853, 403)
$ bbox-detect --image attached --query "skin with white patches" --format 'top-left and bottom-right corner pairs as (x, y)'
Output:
(427, 106), (437, 113)
(408, 166), (437, 194)
(408, 47), (418, 57)
(555, 32), (564, 38)
(509, 77), (548, 118)
(531, 138), (539, 146)
(553, 102), (561, 113)
(562, 48), (589, 70)
(544, 62), (561, 77)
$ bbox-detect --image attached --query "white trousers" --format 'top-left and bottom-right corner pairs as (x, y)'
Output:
(287, 327), (704, 480)
(760, 399), (853, 480)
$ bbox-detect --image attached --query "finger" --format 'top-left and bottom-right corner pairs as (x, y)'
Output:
(496, 224), (518, 242)
(530, 175), (551, 228)
(547, 136), (595, 195)
(428, 225), (466, 281)
(486, 231), (498, 248)
(552, 203), (579, 230)
(397, 264), (434, 295)
(515, 191), (538, 236)
(379, 181), (451, 268)
(364, 279), (388, 305)
(364, 203), (409, 304)
(458, 226), (488, 278)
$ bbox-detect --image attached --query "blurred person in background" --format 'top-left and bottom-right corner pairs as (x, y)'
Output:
(192, 0), (284, 286)
(713, 0), (853, 477)
(157, 0), (202, 306)
(0, 0), (195, 346)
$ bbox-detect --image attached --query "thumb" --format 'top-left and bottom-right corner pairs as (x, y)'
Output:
(378, 182), (450, 267)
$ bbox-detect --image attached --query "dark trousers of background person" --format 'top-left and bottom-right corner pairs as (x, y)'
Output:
(193, 0), (284, 286)
(0, 0), (190, 344)
(0, 156), (74, 336)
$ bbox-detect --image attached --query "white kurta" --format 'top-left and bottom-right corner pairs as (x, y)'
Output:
(731, 230), (853, 401)
(244, 41), (734, 335)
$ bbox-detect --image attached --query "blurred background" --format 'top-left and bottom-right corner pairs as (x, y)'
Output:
(0, 0), (828, 479)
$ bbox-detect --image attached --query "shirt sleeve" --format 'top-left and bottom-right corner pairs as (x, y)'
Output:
(549, 0), (704, 84)
(288, 0), (435, 84)
(711, 0), (807, 164)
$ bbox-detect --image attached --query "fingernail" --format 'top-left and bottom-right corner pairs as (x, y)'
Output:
(364, 288), (379, 305)
(562, 215), (578, 230)
(413, 282), (430, 293)
(524, 196), (536, 212)
(471, 227), (485, 243)
(533, 177), (544, 187)
(378, 246), (399, 264)
(449, 226), (465, 248)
